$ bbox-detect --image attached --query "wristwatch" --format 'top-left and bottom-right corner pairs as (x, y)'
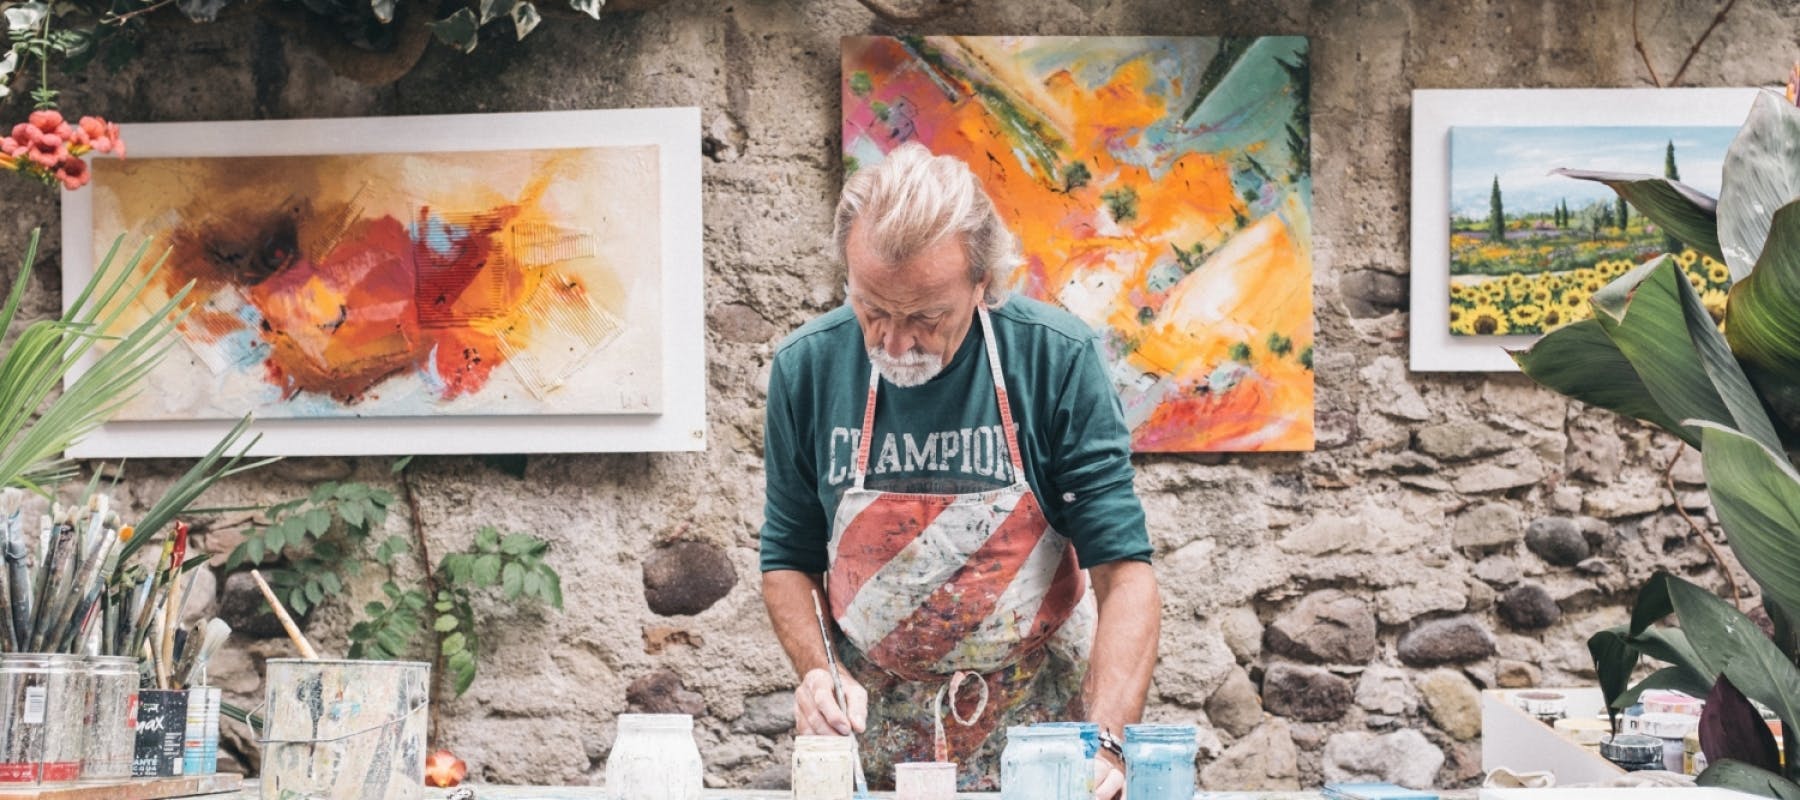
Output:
(1096, 727), (1124, 761)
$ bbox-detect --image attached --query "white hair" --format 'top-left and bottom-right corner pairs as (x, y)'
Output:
(834, 142), (1019, 304)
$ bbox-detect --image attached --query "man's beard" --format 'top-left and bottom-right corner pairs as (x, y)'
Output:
(868, 347), (944, 387)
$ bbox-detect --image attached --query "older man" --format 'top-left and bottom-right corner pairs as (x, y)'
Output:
(760, 143), (1161, 796)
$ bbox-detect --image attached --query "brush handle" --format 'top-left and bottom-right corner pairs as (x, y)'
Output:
(251, 570), (317, 660)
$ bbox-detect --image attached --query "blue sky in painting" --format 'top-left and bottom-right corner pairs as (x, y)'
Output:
(1450, 125), (1736, 219)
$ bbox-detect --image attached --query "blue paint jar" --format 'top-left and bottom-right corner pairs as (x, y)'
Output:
(1001, 725), (1086, 800)
(1123, 723), (1198, 800)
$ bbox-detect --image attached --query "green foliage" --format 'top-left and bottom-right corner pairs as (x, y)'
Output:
(848, 71), (872, 98)
(226, 480), (395, 615)
(1227, 341), (1251, 363)
(1517, 88), (1800, 795)
(232, 475), (563, 697)
(1266, 332), (1294, 358)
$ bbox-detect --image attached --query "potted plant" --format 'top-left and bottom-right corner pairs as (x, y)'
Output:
(1513, 72), (1800, 796)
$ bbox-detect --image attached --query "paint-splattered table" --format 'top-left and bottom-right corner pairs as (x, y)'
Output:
(227, 785), (1476, 799)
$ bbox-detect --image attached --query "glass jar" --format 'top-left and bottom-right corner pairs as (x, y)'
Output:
(80, 655), (138, 782)
(1001, 725), (1085, 800)
(791, 735), (856, 800)
(0, 653), (88, 785)
(603, 713), (703, 800)
(1123, 724), (1198, 800)
(894, 761), (956, 800)
(1514, 691), (1568, 724)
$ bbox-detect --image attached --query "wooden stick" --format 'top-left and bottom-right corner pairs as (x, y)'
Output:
(250, 569), (317, 660)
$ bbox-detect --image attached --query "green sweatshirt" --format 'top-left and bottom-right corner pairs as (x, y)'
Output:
(760, 295), (1151, 574)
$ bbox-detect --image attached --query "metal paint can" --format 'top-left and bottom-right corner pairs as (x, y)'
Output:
(131, 689), (186, 777)
(260, 659), (430, 800)
(1600, 733), (1666, 772)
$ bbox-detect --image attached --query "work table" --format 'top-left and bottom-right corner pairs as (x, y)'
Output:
(227, 785), (1477, 799)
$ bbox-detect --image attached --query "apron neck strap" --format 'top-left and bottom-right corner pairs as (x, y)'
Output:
(852, 305), (1030, 488)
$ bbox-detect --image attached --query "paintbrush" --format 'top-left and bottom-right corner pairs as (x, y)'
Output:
(181, 619), (231, 689)
(811, 590), (869, 798)
(45, 518), (122, 652)
(129, 538), (175, 656)
(251, 569), (318, 659)
(158, 522), (191, 686)
(29, 518), (79, 651)
(0, 489), (23, 651)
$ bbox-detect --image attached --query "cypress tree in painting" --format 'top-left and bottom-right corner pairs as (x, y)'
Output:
(1489, 175), (1505, 242)
(1664, 140), (1682, 252)
(1617, 196), (1629, 231)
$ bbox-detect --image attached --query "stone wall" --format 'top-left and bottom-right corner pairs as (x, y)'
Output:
(1, 0), (1796, 789)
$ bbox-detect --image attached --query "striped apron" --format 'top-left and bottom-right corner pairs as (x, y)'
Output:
(826, 306), (1094, 789)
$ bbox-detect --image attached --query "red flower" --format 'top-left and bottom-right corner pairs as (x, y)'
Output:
(78, 116), (119, 154)
(57, 156), (88, 190)
(28, 110), (64, 135)
(28, 134), (63, 169)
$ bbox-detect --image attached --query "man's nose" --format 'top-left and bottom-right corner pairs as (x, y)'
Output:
(881, 328), (914, 356)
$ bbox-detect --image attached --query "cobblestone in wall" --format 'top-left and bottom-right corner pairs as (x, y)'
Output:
(0, 0), (1793, 789)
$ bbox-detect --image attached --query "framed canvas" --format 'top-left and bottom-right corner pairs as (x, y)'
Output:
(843, 35), (1315, 452)
(61, 107), (705, 456)
(1410, 88), (1756, 372)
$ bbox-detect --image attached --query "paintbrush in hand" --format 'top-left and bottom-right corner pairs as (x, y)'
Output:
(811, 589), (868, 798)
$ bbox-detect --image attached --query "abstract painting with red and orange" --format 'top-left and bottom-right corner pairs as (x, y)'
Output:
(89, 146), (662, 420)
(843, 36), (1314, 452)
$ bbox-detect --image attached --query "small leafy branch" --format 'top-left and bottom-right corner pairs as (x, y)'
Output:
(226, 469), (563, 696)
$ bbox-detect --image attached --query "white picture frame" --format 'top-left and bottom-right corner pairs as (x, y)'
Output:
(1409, 88), (1757, 372)
(61, 107), (706, 457)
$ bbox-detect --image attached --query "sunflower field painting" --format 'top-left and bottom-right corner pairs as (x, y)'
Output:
(1448, 125), (1736, 337)
(843, 36), (1314, 453)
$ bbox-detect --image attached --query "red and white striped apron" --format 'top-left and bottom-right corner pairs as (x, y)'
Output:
(826, 306), (1092, 785)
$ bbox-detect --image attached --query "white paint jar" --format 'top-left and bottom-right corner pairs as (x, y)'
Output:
(895, 761), (956, 800)
(791, 735), (855, 800)
(604, 713), (704, 800)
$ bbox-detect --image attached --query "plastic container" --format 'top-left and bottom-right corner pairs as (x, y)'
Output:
(603, 713), (704, 800)
(1514, 691), (1568, 724)
(895, 761), (956, 800)
(1600, 733), (1666, 772)
(0, 653), (88, 785)
(1123, 724), (1198, 800)
(79, 655), (138, 781)
(1001, 725), (1085, 800)
(790, 735), (855, 800)
(1642, 690), (1703, 716)
(1637, 711), (1700, 771)
(1552, 716), (1611, 748)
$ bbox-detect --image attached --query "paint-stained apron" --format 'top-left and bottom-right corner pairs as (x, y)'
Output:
(826, 306), (1095, 790)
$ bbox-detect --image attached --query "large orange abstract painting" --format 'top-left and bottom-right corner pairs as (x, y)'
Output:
(843, 36), (1314, 452)
(89, 146), (662, 421)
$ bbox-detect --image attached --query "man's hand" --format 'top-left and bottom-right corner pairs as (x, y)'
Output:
(794, 667), (868, 736)
(1093, 752), (1124, 800)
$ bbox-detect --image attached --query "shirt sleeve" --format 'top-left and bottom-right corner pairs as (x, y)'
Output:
(1044, 337), (1152, 568)
(760, 352), (830, 574)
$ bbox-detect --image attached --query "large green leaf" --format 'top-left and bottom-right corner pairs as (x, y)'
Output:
(1585, 257), (1781, 451)
(1654, 571), (1800, 755)
(1616, 665), (1716, 710)
(1726, 199), (1800, 441)
(1588, 626), (1639, 726)
(1720, 90), (1800, 281)
(1554, 168), (1723, 260)
(1699, 760), (1800, 799)
(1696, 422), (1800, 631)
(1512, 318), (1684, 434)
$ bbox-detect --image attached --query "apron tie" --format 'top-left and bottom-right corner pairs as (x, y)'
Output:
(931, 670), (989, 763)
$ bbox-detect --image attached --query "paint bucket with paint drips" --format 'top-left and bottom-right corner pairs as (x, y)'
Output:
(259, 659), (430, 800)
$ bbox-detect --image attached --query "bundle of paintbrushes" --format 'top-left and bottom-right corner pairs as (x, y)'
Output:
(0, 486), (229, 688)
